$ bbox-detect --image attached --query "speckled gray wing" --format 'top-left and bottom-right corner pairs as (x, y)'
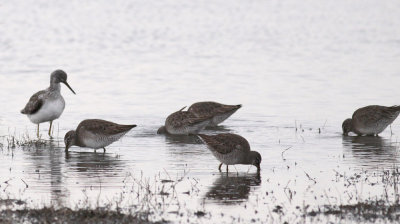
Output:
(188, 101), (241, 117)
(353, 105), (400, 127)
(77, 119), (137, 136)
(74, 119), (136, 149)
(198, 133), (250, 154)
(166, 111), (211, 128)
(20, 90), (46, 114)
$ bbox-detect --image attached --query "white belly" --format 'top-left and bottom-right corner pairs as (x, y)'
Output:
(81, 132), (127, 149)
(28, 98), (65, 124)
(210, 111), (236, 126)
(82, 138), (111, 149)
(211, 150), (243, 165)
(358, 125), (387, 135)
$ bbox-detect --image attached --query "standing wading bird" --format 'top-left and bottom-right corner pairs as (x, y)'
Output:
(21, 70), (76, 138)
(157, 106), (212, 135)
(342, 105), (400, 136)
(188, 101), (242, 127)
(64, 119), (136, 152)
(197, 133), (262, 173)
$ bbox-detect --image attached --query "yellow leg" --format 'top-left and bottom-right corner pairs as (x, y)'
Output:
(37, 124), (40, 138)
(48, 121), (53, 137)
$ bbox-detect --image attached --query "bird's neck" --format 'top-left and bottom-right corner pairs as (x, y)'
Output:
(350, 120), (356, 133)
(157, 126), (167, 134)
(74, 134), (84, 147)
(243, 152), (255, 165)
(49, 82), (61, 92)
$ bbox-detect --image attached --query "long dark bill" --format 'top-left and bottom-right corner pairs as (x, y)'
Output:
(63, 81), (76, 94)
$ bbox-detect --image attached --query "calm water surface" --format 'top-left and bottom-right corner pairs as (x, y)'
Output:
(1, 0), (400, 222)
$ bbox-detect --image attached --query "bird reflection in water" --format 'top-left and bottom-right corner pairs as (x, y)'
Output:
(23, 138), (68, 207)
(64, 151), (123, 176)
(164, 134), (201, 145)
(205, 172), (261, 205)
(342, 135), (399, 169)
(204, 125), (232, 132)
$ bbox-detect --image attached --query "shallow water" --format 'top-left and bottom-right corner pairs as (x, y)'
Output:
(1, 0), (400, 222)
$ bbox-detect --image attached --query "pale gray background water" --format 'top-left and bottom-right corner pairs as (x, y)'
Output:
(1, 0), (400, 223)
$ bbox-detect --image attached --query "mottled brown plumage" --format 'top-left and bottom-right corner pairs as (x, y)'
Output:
(188, 101), (241, 126)
(198, 133), (261, 172)
(21, 90), (45, 115)
(157, 106), (211, 135)
(198, 133), (250, 155)
(65, 119), (136, 152)
(342, 105), (400, 136)
(77, 119), (136, 136)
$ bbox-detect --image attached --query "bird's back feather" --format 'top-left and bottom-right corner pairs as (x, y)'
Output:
(188, 102), (241, 118)
(197, 133), (250, 155)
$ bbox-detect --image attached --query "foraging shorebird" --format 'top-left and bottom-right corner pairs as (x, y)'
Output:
(157, 106), (211, 135)
(197, 133), (262, 173)
(188, 101), (242, 127)
(21, 70), (76, 138)
(64, 119), (136, 152)
(342, 105), (400, 136)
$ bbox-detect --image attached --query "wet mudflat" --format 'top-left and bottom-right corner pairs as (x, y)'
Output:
(2, 127), (400, 223)
(1, 0), (400, 223)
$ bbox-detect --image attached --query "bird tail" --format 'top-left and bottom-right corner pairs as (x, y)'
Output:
(226, 104), (242, 113)
(178, 106), (187, 112)
(123, 124), (137, 131)
(196, 134), (209, 144)
(391, 105), (400, 111)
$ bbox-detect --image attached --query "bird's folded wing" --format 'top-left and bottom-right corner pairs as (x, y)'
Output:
(214, 104), (241, 114)
(189, 102), (240, 116)
(168, 112), (210, 128)
(354, 106), (399, 125)
(79, 119), (136, 135)
(199, 134), (250, 154)
(20, 90), (45, 114)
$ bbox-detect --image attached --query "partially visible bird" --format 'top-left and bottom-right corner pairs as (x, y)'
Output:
(157, 106), (211, 135)
(342, 105), (400, 136)
(197, 133), (262, 173)
(21, 70), (76, 138)
(188, 101), (242, 127)
(64, 119), (136, 152)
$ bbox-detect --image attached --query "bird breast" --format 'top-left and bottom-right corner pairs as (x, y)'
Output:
(28, 97), (65, 124)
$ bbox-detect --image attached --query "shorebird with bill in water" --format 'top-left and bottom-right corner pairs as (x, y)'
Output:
(157, 106), (212, 135)
(64, 119), (136, 152)
(21, 70), (76, 138)
(197, 133), (262, 173)
(342, 105), (400, 136)
(188, 101), (242, 127)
